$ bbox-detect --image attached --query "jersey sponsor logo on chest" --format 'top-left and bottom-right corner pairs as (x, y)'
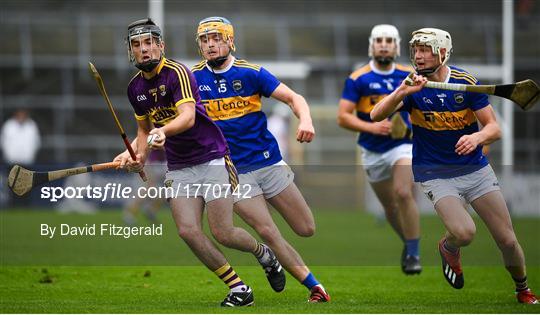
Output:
(411, 108), (476, 131)
(147, 105), (178, 126)
(202, 95), (262, 121)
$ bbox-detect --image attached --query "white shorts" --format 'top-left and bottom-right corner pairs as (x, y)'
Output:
(164, 157), (239, 203)
(420, 165), (501, 206)
(234, 160), (295, 203)
(362, 144), (413, 183)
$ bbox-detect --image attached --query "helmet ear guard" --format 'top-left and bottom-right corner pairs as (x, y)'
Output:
(126, 18), (164, 72)
(409, 28), (453, 76)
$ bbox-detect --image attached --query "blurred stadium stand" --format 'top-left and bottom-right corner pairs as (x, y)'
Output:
(1, 0), (539, 212)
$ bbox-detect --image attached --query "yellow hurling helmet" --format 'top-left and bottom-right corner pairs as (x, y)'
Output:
(196, 16), (235, 52)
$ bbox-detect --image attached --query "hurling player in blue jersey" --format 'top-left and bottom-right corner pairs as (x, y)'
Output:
(338, 24), (422, 275)
(371, 28), (537, 304)
(192, 17), (330, 302)
(116, 18), (287, 307)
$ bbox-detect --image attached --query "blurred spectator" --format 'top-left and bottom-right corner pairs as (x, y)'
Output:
(1, 109), (41, 208)
(1, 109), (41, 165)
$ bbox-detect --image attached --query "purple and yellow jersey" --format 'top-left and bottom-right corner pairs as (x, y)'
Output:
(401, 66), (490, 182)
(341, 61), (413, 153)
(127, 57), (228, 170)
(191, 58), (281, 174)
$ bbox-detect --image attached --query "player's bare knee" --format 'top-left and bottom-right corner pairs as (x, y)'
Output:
(210, 227), (235, 247)
(393, 185), (413, 202)
(496, 235), (519, 252)
(177, 225), (202, 241)
(294, 222), (315, 237)
(256, 224), (281, 243)
(453, 226), (476, 246)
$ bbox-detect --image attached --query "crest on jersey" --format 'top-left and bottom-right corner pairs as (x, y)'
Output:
(454, 93), (464, 104)
(159, 84), (167, 96)
(232, 80), (242, 91)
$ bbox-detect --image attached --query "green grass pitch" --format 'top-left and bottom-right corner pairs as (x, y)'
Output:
(1, 209), (539, 313)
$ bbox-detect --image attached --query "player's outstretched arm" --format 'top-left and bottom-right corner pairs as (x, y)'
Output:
(371, 74), (427, 121)
(455, 105), (501, 156)
(271, 83), (315, 143)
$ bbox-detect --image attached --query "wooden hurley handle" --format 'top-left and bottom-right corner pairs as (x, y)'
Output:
(48, 161), (121, 182)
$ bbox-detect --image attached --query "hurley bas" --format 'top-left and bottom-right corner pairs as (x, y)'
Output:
(40, 223), (163, 239)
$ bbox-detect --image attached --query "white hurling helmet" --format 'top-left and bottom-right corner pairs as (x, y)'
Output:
(369, 24), (401, 61)
(409, 28), (452, 75)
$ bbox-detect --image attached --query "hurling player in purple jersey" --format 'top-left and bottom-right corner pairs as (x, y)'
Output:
(371, 28), (537, 304)
(115, 18), (284, 307)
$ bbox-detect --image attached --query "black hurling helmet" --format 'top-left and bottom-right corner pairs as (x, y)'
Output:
(126, 18), (163, 72)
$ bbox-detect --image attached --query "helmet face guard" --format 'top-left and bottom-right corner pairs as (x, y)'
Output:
(369, 24), (401, 65)
(126, 18), (163, 72)
(409, 28), (452, 76)
(196, 16), (235, 68)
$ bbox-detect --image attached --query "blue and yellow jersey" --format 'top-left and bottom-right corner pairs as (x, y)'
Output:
(401, 66), (490, 182)
(341, 60), (413, 153)
(191, 58), (281, 173)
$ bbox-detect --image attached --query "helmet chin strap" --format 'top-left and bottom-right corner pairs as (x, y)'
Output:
(207, 55), (229, 68)
(416, 66), (438, 76)
(136, 58), (161, 72)
(206, 44), (232, 69)
(374, 56), (394, 66)
(135, 49), (163, 73)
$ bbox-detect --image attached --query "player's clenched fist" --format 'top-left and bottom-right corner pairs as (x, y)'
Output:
(113, 150), (131, 170)
(147, 128), (166, 149)
(297, 120), (315, 143)
(370, 119), (392, 136)
(125, 153), (144, 173)
(400, 73), (428, 95)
